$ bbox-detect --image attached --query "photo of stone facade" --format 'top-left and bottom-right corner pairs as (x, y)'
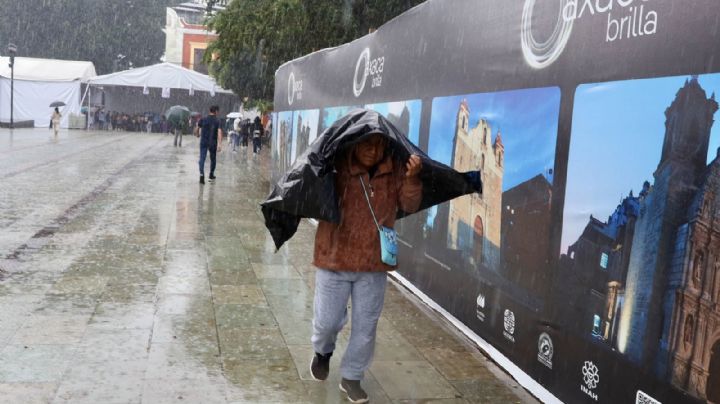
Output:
(424, 88), (560, 300)
(277, 111), (293, 175)
(291, 109), (319, 164)
(445, 100), (504, 270)
(559, 76), (720, 403)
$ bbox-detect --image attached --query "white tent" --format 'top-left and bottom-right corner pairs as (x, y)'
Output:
(0, 57), (96, 128)
(84, 62), (232, 95)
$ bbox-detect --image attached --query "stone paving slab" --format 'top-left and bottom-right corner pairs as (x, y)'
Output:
(0, 129), (538, 403)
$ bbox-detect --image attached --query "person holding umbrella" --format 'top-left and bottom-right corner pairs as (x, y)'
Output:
(51, 107), (62, 136)
(49, 101), (65, 136)
(166, 105), (190, 147)
(195, 105), (223, 184)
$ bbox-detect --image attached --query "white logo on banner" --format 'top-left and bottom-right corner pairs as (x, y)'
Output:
(288, 72), (303, 105)
(521, 0), (574, 69)
(288, 72), (302, 105)
(636, 390), (661, 404)
(521, 0), (659, 69)
(537, 332), (553, 369)
(581, 361), (599, 401)
(476, 293), (486, 322)
(503, 309), (515, 342)
(353, 47), (384, 97)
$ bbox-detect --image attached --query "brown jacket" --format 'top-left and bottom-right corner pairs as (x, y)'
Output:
(313, 153), (422, 272)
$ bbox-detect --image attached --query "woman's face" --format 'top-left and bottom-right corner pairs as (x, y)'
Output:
(353, 134), (386, 169)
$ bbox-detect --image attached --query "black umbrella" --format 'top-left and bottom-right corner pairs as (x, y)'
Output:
(261, 108), (483, 250)
(165, 105), (191, 129)
(49, 101), (66, 107)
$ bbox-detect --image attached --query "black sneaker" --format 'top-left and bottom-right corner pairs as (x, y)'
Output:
(310, 352), (332, 381)
(339, 378), (368, 403)
(199, 175), (205, 184)
(209, 175), (216, 182)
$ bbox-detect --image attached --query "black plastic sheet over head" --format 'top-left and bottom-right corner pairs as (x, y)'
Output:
(261, 109), (482, 250)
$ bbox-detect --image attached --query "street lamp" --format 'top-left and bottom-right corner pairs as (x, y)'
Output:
(7, 43), (17, 129)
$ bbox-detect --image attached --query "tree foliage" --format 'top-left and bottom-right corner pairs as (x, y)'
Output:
(0, 0), (180, 74)
(207, 0), (425, 102)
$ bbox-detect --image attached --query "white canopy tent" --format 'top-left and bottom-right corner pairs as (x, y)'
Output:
(82, 62), (236, 117)
(0, 57), (96, 128)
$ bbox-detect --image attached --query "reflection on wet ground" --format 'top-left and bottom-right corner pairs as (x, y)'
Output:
(0, 129), (538, 403)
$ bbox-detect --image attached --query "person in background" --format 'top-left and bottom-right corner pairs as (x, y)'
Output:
(196, 105), (223, 184)
(51, 107), (62, 136)
(232, 116), (242, 152)
(252, 115), (263, 154)
(98, 108), (106, 130)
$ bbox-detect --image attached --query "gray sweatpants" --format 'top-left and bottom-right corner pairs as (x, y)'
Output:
(312, 269), (388, 380)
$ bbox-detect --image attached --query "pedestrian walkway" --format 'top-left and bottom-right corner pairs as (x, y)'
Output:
(0, 129), (538, 403)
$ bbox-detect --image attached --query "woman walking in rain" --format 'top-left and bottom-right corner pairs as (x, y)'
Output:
(262, 109), (482, 403)
(309, 133), (422, 403)
(51, 107), (61, 136)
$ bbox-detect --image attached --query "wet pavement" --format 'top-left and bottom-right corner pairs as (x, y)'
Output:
(0, 128), (539, 403)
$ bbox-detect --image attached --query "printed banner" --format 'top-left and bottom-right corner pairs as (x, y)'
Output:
(272, 1), (720, 403)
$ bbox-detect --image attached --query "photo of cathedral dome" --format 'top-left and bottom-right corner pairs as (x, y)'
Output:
(559, 75), (720, 402)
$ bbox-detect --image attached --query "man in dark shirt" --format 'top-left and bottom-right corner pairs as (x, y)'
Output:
(195, 105), (224, 184)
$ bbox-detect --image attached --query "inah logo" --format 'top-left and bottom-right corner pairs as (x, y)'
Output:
(537, 332), (553, 369)
(353, 47), (384, 97)
(503, 309), (516, 342)
(521, 0), (574, 69)
(580, 360), (599, 401)
(476, 293), (486, 322)
(287, 72), (302, 105)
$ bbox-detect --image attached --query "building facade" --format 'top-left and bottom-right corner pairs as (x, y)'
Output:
(561, 77), (720, 401)
(446, 100), (504, 271)
(164, 1), (225, 73)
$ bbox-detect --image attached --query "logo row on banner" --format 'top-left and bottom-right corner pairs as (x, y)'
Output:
(476, 293), (663, 404)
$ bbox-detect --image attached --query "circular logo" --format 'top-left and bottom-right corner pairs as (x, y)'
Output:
(582, 361), (600, 389)
(503, 309), (515, 334)
(538, 332), (553, 359)
(521, 0), (574, 69)
(353, 48), (371, 97)
(287, 72), (296, 105)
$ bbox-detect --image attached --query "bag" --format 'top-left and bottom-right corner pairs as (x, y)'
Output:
(359, 176), (398, 266)
(253, 130), (261, 138)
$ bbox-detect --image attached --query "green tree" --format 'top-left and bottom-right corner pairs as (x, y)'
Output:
(207, 0), (425, 102)
(0, 0), (180, 74)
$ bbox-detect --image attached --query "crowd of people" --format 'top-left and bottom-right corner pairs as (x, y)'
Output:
(86, 108), (179, 133)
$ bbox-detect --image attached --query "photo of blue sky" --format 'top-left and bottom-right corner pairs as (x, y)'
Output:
(561, 74), (720, 254)
(428, 87), (561, 191)
(365, 100), (422, 145)
(291, 109), (320, 162)
(321, 105), (360, 131)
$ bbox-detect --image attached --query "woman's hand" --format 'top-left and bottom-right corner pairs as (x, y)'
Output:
(405, 155), (422, 177)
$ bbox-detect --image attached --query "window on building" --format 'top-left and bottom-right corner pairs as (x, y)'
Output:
(483, 127), (487, 144)
(592, 315), (602, 338)
(600, 252), (609, 269)
(462, 116), (466, 131)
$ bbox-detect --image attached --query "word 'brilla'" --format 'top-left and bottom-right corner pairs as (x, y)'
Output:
(563, 0), (658, 42)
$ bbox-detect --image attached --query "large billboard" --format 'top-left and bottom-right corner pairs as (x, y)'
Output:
(272, 1), (720, 403)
